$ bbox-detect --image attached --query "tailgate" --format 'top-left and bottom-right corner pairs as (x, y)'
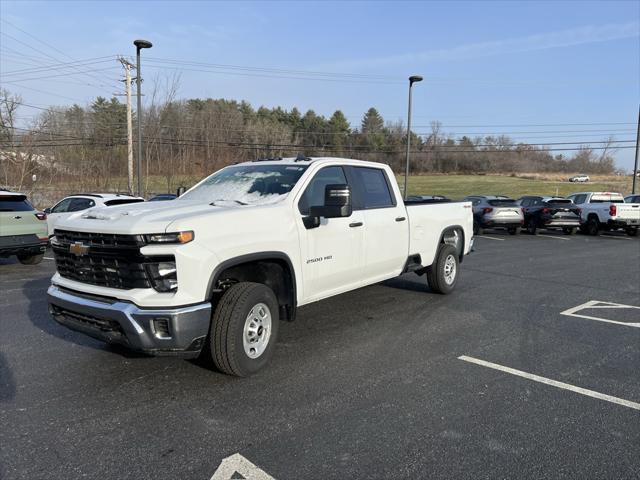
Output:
(616, 204), (640, 222)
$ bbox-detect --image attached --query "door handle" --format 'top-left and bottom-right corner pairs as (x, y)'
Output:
(349, 222), (363, 228)
(13, 215), (22, 219)
(395, 216), (406, 222)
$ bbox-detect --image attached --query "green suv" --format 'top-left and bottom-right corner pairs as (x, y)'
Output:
(0, 190), (49, 265)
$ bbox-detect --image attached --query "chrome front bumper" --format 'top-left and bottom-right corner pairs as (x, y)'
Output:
(47, 285), (211, 357)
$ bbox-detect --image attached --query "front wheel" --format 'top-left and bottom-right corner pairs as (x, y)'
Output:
(507, 227), (520, 235)
(17, 253), (44, 265)
(208, 282), (279, 377)
(426, 244), (459, 295)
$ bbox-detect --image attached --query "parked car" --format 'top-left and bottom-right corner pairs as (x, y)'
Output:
(624, 194), (640, 204)
(149, 193), (177, 201)
(517, 196), (581, 234)
(0, 190), (48, 264)
(569, 174), (590, 183)
(463, 195), (524, 235)
(45, 193), (144, 233)
(47, 157), (474, 376)
(567, 191), (640, 236)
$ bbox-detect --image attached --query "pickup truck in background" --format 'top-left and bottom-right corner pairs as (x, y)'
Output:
(567, 191), (640, 236)
(47, 157), (474, 376)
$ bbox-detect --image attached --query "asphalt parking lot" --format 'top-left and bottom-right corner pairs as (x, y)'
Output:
(1, 231), (639, 480)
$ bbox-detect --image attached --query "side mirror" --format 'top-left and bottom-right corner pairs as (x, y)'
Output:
(176, 186), (186, 197)
(43, 207), (51, 214)
(303, 184), (352, 229)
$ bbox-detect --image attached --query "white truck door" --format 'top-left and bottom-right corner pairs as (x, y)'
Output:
(349, 166), (409, 283)
(295, 166), (365, 302)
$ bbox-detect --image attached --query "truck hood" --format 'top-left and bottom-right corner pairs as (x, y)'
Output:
(53, 200), (225, 234)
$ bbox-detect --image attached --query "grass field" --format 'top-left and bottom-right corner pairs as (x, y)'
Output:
(400, 174), (634, 199)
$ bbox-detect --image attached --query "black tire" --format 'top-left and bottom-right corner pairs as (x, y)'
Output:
(17, 253), (44, 265)
(208, 282), (279, 377)
(626, 227), (638, 237)
(586, 217), (600, 236)
(526, 218), (537, 235)
(426, 244), (459, 295)
(473, 221), (482, 236)
(507, 227), (520, 235)
(563, 227), (576, 235)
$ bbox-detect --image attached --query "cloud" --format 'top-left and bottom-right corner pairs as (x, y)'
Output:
(319, 21), (640, 70)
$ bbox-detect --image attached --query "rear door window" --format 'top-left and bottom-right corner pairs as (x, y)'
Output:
(68, 198), (95, 212)
(351, 167), (395, 209)
(0, 195), (33, 212)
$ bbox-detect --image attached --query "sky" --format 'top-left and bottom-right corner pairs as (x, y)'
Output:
(1, 0), (639, 169)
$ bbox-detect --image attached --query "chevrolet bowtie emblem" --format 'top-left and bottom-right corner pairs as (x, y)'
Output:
(69, 242), (89, 257)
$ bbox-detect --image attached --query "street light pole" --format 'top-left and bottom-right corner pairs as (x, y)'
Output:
(633, 103), (639, 194)
(134, 39), (152, 197)
(403, 75), (423, 200)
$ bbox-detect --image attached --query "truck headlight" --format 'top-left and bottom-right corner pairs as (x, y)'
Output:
(146, 261), (178, 292)
(145, 231), (194, 244)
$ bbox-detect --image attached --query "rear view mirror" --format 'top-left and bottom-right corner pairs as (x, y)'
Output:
(176, 186), (186, 197)
(304, 184), (352, 229)
(43, 207), (51, 214)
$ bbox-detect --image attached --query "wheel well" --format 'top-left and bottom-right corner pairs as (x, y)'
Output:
(440, 226), (465, 262)
(587, 213), (599, 221)
(212, 258), (296, 321)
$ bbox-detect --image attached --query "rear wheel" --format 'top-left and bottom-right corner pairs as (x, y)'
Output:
(562, 227), (576, 235)
(473, 221), (482, 236)
(426, 244), (459, 295)
(526, 218), (537, 235)
(207, 282), (279, 377)
(586, 217), (600, 236)
(17, 253), (44, 265)
(507, 227), (520, 235)
(626, 227), (638, 237)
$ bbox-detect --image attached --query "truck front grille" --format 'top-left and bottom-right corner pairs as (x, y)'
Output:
(52, 230), (172, 290)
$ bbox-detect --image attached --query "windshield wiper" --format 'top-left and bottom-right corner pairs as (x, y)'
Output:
(210, 199), (248, 206)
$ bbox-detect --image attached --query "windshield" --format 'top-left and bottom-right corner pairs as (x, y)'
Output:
(179, 164), (308, 205)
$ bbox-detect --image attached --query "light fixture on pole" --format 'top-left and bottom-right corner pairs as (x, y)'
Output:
(403, 75), (423, 200)
(134, 39), (152, 197)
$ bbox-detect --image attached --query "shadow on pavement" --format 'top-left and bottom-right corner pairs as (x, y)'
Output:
(0, 352), (16, 402)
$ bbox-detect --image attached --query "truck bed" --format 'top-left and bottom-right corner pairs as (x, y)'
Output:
(405, 200), (473, 267)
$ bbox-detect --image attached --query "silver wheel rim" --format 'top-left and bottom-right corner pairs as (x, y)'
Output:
(443, 254), (457, 285)
(243, 303), (272, 359)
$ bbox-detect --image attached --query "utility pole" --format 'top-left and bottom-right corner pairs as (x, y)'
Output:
(633, 104), (639, 194)
(117, 57), (136, 195)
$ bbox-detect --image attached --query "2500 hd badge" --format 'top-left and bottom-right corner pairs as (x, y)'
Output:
(306, 255), (333, 264)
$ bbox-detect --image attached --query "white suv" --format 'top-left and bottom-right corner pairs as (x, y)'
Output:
(45, 193), (144, 234)
(569, 174), (590, 183)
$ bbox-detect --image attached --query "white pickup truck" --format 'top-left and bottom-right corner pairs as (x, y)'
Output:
(47, 157), (473, 376)
(567, 191), (640, 236)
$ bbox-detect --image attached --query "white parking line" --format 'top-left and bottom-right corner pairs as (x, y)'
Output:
(560, 300), (640, 328)
(475, 235), (505, 241)
(599, 235), (632, 240)
(537, 234), (570, 241)
(44, 257), (55, 260)
(211, 453), (275, 480)
(458, 356), (640, 411)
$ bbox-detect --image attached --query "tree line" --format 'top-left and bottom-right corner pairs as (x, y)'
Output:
(0, 86), (618, 195)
